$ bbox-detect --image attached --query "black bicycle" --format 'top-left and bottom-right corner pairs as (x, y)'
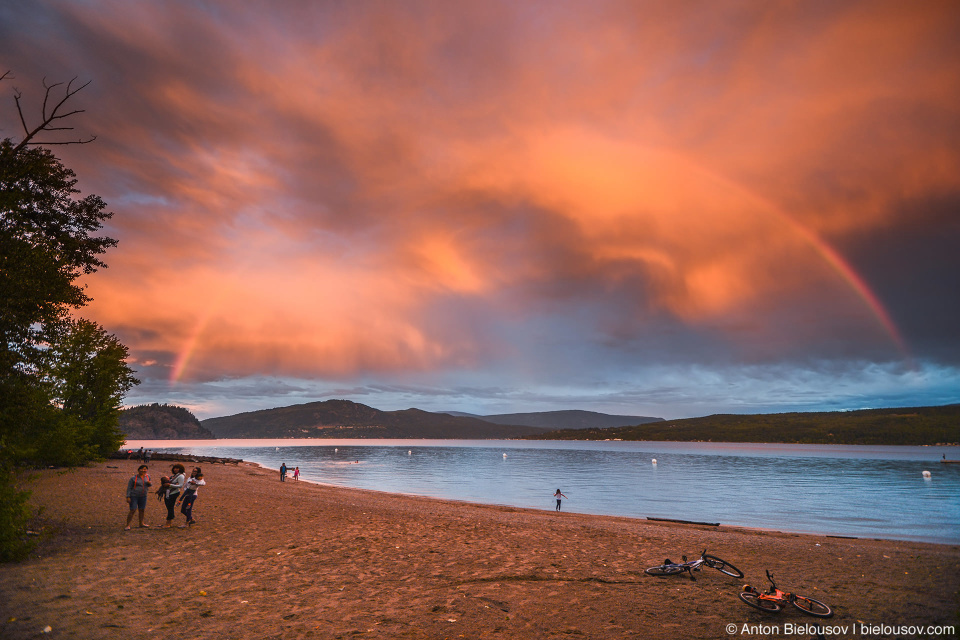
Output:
(644, 549), (744, 581)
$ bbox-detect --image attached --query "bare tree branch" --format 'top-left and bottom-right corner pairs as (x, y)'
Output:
(10, 76), (97, 152)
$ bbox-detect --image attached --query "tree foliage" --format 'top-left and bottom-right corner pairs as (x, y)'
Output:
(119, 404), (214, 440)
(0, 73), (138, 560)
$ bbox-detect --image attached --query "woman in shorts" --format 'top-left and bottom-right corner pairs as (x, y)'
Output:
(125, 465), (152, 530)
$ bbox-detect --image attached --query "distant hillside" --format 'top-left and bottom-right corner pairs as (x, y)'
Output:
(453, 410), (663, 430)
(120, 404), (214, 440)
(201, 399), (552, 439)
(523, 404), (960, 445)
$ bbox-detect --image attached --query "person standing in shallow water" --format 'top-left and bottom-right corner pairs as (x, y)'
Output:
(125, 464), (152, 530)
(553, 489), (568, 511)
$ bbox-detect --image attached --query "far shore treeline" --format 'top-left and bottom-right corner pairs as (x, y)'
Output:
(524, 404), (960, 446)
(123, 400), (959, 446)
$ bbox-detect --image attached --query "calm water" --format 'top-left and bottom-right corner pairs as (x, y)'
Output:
(124, 439), (960, 544)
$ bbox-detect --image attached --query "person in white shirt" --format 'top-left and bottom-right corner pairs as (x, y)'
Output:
(162, 464), (186, 528)
(178, 467), (206, 526)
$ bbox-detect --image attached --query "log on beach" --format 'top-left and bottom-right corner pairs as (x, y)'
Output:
(110, 450), (242, 465)
(1, 461), (956, 640)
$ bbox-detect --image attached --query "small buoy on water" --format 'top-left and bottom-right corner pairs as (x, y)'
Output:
(652, 458), (657, 465)
(408, 450), (412, 455)
(922, 470), (932, 478)
(503, 453), (507, 458)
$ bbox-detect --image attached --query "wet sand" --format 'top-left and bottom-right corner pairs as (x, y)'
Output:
(0, 460), (956, 639)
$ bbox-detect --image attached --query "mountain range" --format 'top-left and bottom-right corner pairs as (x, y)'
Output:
(445, 410), (663, 430)
(524, 404), (960, 446)
(198, 400), (661, 439)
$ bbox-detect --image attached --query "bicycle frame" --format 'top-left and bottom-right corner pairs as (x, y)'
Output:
(740, 570), (833, 618)
(665, 550), (707, 580)
(756, 571), (797, 604)
(645, 549), (743, 581)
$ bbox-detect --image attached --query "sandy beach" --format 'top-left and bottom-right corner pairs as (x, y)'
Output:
(0, 460), (956, 639)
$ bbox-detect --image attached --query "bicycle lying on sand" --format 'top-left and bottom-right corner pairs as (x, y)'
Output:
(644, 550), (744, 581)
(739, 570), (833, 617)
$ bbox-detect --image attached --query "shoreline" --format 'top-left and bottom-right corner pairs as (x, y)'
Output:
(1, 460), (957, 639)
(251, 459), (960, 546)
(122, 439), (960, 546)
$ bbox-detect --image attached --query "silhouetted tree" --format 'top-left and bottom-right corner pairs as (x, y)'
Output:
(0, 72), (137, 560)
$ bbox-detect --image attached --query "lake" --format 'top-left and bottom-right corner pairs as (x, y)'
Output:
(122, 439), (960, 545)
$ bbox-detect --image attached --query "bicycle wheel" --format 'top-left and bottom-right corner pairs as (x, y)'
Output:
(792, 595), (833, 618)
(702, 554), (744, 578)
(645, 564), (685, 576)
(738, 591), (782, 612)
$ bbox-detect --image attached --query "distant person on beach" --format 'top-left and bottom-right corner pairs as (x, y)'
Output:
(293, 467), (300, 481)
(280, 463), (287, 482)
(125, 465), (152, 530)
(553, 489), (568, 511)
(145, 450), (152, 463)
(162, 464), (186, 528)
(178, 467), (205, 525)
(137, 447), (144, 463)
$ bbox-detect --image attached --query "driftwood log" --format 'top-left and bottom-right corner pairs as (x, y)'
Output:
(111, 450), (242, 465)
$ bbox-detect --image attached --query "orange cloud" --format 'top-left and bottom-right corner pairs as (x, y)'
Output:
(9, 0), (957, 390)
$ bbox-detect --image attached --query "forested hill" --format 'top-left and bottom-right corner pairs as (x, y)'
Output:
(523, 405), (960, 446)
(120, 404), (214, 440)
(448, 410), (663, 429)
(201, 399), (553, 439)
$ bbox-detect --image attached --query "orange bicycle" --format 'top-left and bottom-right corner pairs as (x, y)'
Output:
(739, 570), (833, 617)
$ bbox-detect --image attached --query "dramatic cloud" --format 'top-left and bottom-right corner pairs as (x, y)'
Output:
(3, 0), (958, 418)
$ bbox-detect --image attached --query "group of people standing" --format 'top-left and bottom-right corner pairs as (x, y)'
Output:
(279, 463), (299, 482)
(125, 463), (205, 530)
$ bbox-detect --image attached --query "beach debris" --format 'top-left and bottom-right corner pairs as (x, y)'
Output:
(42, 626), (52, 634)
(198, 590), (207, 596)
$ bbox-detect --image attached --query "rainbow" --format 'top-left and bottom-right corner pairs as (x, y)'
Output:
(170, 303), (219, 383)
(169, 158), (911, 382)
(699, 166), (911, 362)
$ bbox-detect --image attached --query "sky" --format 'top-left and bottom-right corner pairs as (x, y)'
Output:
(2, 0), (959, 421)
